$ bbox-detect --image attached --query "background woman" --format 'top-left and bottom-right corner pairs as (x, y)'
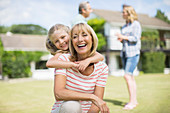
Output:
(116, 5), (141, 110)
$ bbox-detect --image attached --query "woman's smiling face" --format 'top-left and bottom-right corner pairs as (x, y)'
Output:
(72, 28), (92, 57)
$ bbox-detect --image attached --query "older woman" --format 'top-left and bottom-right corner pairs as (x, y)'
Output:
(51, 23), (109, 113)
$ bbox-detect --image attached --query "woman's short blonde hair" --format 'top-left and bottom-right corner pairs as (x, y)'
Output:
(123, 5), (138, 23)
(46, 24), (70, 55)
(69, 23), (98, 61)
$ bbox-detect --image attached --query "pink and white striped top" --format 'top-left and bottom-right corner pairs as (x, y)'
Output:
(51, 54), (108, 113)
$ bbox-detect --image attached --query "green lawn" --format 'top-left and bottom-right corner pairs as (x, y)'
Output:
(0, 74), (170, 113)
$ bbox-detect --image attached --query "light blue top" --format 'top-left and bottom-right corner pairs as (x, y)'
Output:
(71, 14), (87, 27)
(121, 20), (142, 57)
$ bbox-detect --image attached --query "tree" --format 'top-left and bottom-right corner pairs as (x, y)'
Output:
(0, 39), (4, 76)
(10, 24), (47, 35)
(0, 25), (9, 33)
(155, 9), (170, 24)
(88, 18), (106, 51)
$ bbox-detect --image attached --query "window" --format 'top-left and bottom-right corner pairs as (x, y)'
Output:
(35, 61), (47, 69)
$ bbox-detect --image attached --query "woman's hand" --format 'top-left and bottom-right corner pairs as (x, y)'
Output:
(116, 33), (128, 42)
(92, 96), (110, 113)
(116, 33), (123, 42)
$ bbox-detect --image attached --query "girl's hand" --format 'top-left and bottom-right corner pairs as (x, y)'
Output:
(72, 62), (79, 69)
(75, 59), (91, 71)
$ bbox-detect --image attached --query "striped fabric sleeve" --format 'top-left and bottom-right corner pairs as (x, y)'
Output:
(96, 64), (108, 87)
(54, 54), (69, 76)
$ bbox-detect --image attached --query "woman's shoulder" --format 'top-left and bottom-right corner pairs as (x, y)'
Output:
(95, 61), (108, 69)
(132, 20), (141, 26)
(122, 24), (127, 29)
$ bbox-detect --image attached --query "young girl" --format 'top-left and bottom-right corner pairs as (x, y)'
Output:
(46, 24), (104, 71)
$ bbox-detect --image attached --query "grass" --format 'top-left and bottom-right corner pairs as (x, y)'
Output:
(0, 74), (170, 113)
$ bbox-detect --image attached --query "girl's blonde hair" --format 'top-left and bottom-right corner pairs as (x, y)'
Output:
(69, 23), (98, 61)
(123, 5), (138, 23)
(46, 24), (70, 55)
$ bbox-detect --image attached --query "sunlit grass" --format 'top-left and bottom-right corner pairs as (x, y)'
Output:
(105, 74), (170, 113)
(0, 80), (54, 113)
(0, 74), (170, 113)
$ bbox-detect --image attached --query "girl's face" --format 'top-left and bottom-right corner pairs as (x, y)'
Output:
(52, 30), (69, 51)
(72, 28), (92, 56)
(122, 8), (128, 20)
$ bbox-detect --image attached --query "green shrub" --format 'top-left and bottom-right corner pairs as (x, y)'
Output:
(1, 50), (46, 78)
(88, 18), (106, 51)
(141, 52), (165, 73)
(0, 35), (47, 78)
(0, 38), (3, 60)
(96, 33), (106, 51)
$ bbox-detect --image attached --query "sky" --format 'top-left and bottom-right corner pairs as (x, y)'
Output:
(0, 0), (170, 30)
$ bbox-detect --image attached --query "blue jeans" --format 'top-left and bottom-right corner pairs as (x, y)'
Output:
(121, 53), (140, 75)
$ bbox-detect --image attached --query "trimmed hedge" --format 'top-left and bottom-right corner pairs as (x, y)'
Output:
(0, 39), (46, 78)
(141, 51), (165, 73)
(1, 51), (46, 78)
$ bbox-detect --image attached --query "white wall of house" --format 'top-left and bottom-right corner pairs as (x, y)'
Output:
(108, 52), (123, 76)
(104, 23), (123, 76)
(165, 32), (170, 49)
(31, 54), (54, 80)
(108, 28), (122, 50)
(32, 68), (54, 80)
